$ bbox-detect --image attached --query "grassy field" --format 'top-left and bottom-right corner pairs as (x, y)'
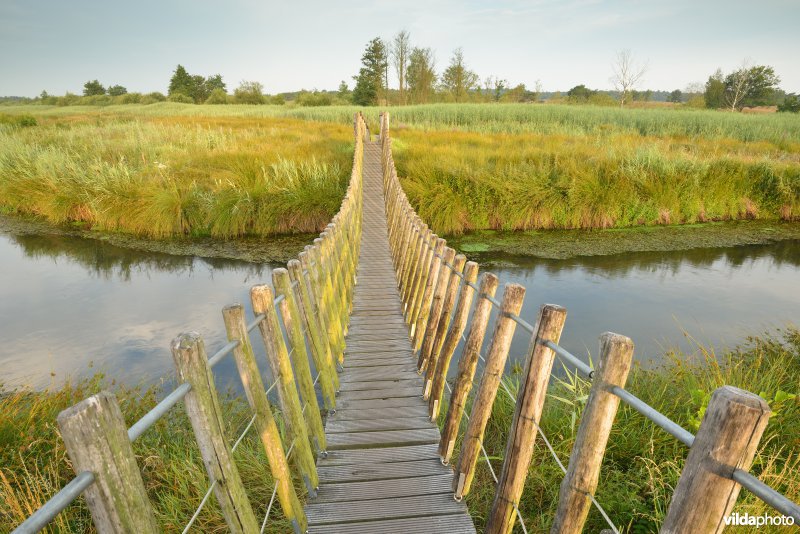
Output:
(1, 331), (796, 532)
(0, 111), (353, 239)
(3, 102), (798, 238)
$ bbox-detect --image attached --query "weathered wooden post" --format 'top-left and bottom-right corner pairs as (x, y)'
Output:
(273, 269), (327, 453)
(222, 305), (306, 533)
(405, 227), (432, 322)
(549, 332), (633, 534)
(422, 253), (467, 391)
(412, 237), (446, 347)
(454, 283), (526, 499)
(251, 284), (319, 493)
(417, 247), (458, 375)
(288, 259), (340, 396)
(439, 272), (499, 463)
(170, 333), (260, 533)
(429, 261), (479, 421)
(417, 246), (458, 372)
(57, 391), (159, 533)
(661, 386), (771, 534)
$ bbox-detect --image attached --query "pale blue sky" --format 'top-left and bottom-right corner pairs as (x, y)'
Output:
(2, 0), (798, 97)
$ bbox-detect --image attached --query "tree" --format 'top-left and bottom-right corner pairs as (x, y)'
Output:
(233, 81), (265, 104)
(778, 93), (800, 113)
(205, 88), (228, 104)
(441, 48), (479, 102)
(205, 74), (226, 93)
(169, 65), (194, 98)
(352, 37), (388, 106)
(704, 69), (726, 108)
(407, 47), (436, 104)
(567, 84), (595, 102)
(83, 80), (106, 96)
(392, 30), (411, 105)
(725, 63), (780, 110)
(610, 49), (647, 108)
(108, 85), (127, 96)
(667, 89), (683, 103)
(338, 81), (351, 102)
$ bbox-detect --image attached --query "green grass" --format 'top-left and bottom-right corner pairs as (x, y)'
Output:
(446, 328), (800, 533)
(2, 331), (797, 532)
(3, 103), (799, 237)
(0, 112), (353, 239)
(0, 375), (300, 533)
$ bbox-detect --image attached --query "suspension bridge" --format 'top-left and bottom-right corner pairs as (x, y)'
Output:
(12, 113), (800, 533)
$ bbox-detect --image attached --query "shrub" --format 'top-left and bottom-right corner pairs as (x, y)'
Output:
(0, 113), (37, 128)
(204, 88), (228, 105)
(297, 90), (333, 107)
(167, 93), (194, 104)
(121, 92), (142, 104)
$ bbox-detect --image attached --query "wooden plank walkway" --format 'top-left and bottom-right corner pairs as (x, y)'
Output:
(304, 141), (476, 533)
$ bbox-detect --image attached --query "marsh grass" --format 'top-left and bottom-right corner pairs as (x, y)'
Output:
(0, 114), (352, 238)
(442, 329), (800, 532)
(0, 375), (297, 533)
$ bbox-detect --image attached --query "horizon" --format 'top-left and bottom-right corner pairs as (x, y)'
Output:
(2, 0), (799, 97)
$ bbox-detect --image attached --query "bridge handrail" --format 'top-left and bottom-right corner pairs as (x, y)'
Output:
(378, 111), (800, 533)
(12, 112), (368, 534)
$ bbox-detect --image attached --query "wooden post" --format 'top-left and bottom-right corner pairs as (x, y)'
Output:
(549, 333), (633, 534)
(661, 386), (771, 534)
(407, 228), (434, 325)
(454, 283), (526, 499)
(422, 253), (466, 392)
(288, 259), (340, 396)
(417, 247), (457, 375)
(411, 237), (446, 348)
(251, 284), (319, 492)
(439, 272), (499, 463)
(301, 247), (339, 370)
(429, 261), (479, 421)
(57, 391), (159, 533)
(170, 333), (260, 533)
(400, 223), (422, 305)
(273, 268), (327, 453)
(222, 305), (306, 533)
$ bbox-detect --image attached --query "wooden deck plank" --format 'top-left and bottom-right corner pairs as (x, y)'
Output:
(318, 459), (453, 484)
(325, 416), (433, 434)
(311, 474), (454, 503)
(318, 444), (441, 466)
(306, 493), (470, 526)
(308, 514), (476, 534)
(326, 428), (441, 450)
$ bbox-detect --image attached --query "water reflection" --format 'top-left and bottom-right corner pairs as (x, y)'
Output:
(0, 232), (276, 391)
(1, 228), (798, 391)
(474, 241), (800, 374)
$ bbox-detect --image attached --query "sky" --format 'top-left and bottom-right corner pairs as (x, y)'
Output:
(2, 0), (798, 97)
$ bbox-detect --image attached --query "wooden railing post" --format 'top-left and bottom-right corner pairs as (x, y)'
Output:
(57, 391), (159, 534)
(170, 333), (260, 533)
(400, 222), (423, 306)
(454, 283), (526, 500)
(417, 247), (458, 375)
(273, 269), (327, 453)
(439, 272), (499, 464)
(429, 260), (479, 421)
(406, 228), (434, 325)
(549, 332), (633, 534)
(422, 253), (467, 392)
(661, 386), (771, 534)
(222, 305), (306, 533)
(486, 304), (567, 533)
(412, 237), (446, 348)
(288, 259), (340, 398)
(251, 284), (319, 493)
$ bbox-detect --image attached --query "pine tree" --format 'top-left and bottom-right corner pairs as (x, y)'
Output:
(352, 38), (388, 106)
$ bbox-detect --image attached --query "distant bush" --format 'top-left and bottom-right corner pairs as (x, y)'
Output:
(297, 90), (333, 107)
(233, 81), (265, 105)
(204, 88), (229, 105)
(270, 94), (285, 105)
(120, 92), (142, 104)
(78, 95), (113, 106)
(0, 113), (37, 128)
(778, 93), (800, 113)
(167, 93), (195, 104)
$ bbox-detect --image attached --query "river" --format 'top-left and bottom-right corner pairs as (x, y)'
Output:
(0, 230), (797, 390)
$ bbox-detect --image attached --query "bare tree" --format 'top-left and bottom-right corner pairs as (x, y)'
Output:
(725, 59), (752, 111)
(392, 30), (411, 105)
(610, 49), (647, 108)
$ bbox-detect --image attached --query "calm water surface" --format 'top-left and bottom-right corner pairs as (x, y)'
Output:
(0, 230), (798, 389)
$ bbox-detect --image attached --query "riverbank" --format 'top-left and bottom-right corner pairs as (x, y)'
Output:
(5, 212), (799, 267)
(447, 219), (800, 264)
(2, 330), (797, 532)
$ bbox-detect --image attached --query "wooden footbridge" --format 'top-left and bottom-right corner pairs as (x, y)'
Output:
(14, 113), (800, 534)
